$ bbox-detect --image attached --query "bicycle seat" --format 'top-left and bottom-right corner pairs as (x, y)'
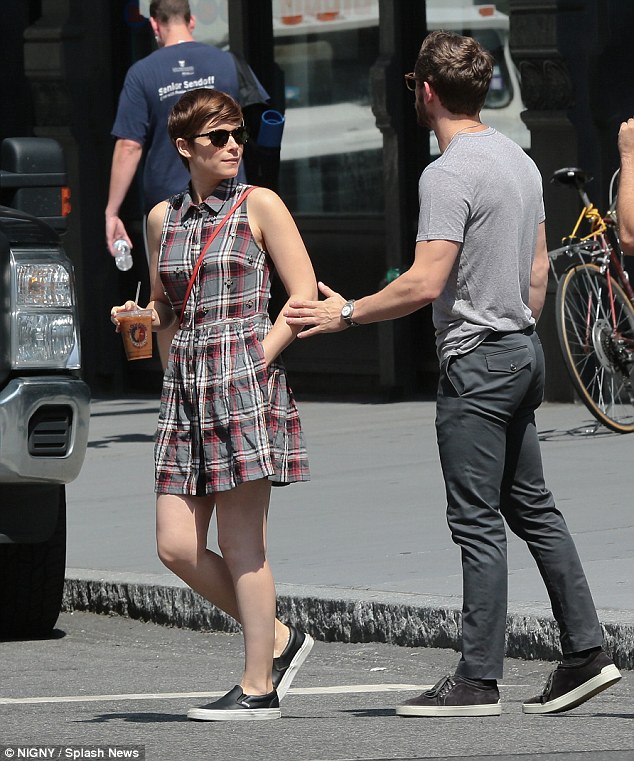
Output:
(551, 167), (592, 189)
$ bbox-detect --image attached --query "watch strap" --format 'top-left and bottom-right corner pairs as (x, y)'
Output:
(341, 299), (358, 327)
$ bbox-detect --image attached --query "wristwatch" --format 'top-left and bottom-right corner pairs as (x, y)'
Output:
(341, 299), (358, 328)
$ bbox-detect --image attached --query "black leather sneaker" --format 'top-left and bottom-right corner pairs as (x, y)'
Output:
(272, 624), (314, 699)
(396, 675), (502, 717)
(523, 650), (621, 714)
(187, 685), (281, 721)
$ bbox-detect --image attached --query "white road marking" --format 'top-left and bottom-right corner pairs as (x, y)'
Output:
(0, 684), (430, 706)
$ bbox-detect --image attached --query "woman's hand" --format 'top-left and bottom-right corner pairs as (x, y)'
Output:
(110, 301), (159, 332)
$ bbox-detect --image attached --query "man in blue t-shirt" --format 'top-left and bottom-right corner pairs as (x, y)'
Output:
(105, 0), (268, 365)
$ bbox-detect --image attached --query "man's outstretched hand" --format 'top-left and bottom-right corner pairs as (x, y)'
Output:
(285, 281), (348, 338)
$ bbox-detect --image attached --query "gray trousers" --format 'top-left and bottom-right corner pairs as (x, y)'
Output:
(436, 329), (603, 679)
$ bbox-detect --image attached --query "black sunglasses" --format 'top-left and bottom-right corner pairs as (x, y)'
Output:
(189, 126), (249, 147)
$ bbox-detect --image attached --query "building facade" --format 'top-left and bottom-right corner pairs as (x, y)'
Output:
(4, 0), (634, 400)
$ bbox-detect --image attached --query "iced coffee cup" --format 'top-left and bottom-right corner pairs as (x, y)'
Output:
(118, 308), (153, 361)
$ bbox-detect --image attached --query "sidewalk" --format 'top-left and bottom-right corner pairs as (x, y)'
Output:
(63, 396), (634, 668)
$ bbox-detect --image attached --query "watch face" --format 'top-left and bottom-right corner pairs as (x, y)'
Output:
(342, 304), (352, 318)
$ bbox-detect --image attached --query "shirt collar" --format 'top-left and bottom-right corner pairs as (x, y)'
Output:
(179, 178), (239, 219)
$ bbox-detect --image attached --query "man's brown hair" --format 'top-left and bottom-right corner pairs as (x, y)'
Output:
(414, 30), (493, 116)
(168, 88), (243, 168)
(149, 0), (191, 25)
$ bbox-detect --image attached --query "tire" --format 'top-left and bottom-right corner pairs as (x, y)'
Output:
(0, 486), (66, 639)
(556, 263), (634, 433)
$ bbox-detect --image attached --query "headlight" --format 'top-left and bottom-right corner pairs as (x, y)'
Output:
(15, 263), (72, 307)
(11, 252), (81, 369)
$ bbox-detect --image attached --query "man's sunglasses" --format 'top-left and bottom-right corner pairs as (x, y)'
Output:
(189, 126), (249, 147)
(404, 73), (418, 92)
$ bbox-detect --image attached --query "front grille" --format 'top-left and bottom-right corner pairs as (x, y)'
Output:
(28, 405), (72, 456)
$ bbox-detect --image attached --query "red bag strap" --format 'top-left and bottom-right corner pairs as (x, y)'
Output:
(178, 186), (257, 325)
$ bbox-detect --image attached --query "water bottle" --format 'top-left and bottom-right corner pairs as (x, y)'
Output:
(113, 239), (133, 272)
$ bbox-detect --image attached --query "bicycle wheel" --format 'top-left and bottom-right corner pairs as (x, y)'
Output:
(556, 263), (634, 432)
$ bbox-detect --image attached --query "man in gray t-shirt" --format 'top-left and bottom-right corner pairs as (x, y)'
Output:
(285, 31), (620, 717)
(417, 127), (542, 361)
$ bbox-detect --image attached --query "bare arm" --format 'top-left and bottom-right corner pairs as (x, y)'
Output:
(145, 201), (178, 331)
(105, 138), (143, 255)
(284, 238), (460, 337)
(617, 118), (634, 254)
(529, 222), (549, 321)
(247, 188), (317, 364)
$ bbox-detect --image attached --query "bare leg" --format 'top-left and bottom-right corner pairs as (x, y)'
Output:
(156, 488), (290, 688)
(156, 493), (240, 619)
(216, 479), (276, 696)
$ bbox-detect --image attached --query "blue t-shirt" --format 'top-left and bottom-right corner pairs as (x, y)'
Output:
(112, 42), (268, 212)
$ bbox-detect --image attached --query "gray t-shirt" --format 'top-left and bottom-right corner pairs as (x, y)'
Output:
(416, 127), (545, 362)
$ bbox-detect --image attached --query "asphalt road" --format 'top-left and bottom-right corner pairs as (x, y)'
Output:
(0, 612), (632, 761)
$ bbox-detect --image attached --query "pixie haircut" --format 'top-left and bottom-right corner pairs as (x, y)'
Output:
(168, 88), (243, 168)
(414, 30), (493, 116)
(149, 0), (191, 24)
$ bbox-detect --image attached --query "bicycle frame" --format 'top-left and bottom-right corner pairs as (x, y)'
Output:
(549, 201), (634, 305)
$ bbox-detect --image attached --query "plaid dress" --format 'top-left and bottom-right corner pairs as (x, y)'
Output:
(154, 179), (310, 495)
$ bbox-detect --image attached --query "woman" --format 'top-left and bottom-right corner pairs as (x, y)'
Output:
(111, 88), (317, 722)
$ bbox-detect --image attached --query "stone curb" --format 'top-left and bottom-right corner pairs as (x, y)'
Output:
(63, 570), (634, 670)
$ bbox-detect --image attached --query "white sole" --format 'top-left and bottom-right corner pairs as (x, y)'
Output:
(276, 633), (315, 700)
(396, 700), (502, 717)
(522, 664), (622, 714)
(187, 707), (281, 722)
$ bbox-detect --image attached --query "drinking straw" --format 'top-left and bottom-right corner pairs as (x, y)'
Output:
(134, 281), (141, 306)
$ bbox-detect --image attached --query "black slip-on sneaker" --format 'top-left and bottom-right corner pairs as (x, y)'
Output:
(272, 624), (314, 699)
(523, 650), (622, 714)
(396, 675), (502, 717)
(187, 685), (281, 721)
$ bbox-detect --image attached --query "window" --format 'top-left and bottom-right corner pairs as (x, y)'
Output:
(273, 1), (529, 215)
(273, 0), (383, 214)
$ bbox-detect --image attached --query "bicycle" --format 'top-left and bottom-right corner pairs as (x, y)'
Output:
(547, 167), (634, 433)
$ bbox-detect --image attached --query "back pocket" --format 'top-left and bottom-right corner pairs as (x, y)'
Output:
(485, 346), (531, 374)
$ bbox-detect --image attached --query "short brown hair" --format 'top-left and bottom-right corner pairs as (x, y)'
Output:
(149, 0), (191, 25)
(414, 30), (493, 116)
(168, 88), (243, 168)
